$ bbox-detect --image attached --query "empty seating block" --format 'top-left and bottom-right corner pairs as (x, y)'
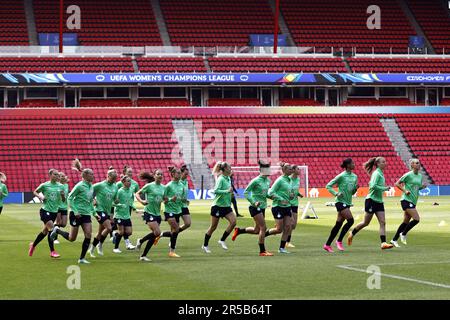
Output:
(160, 0), (276, 46)
(407, 0), (450, 52)
(34, 0), (162, 46)
(194, 114), (408, 188)
(0, 115), (178, 191)
(207, 99), (262, 106)
(137, 99), (191, 107)
(79, 99), (134, 107)
(0, 1), (28, 45)
(137, 57), (207, 73)
(395, 114), (450, 185)
(17, 99), (61, 108)
(209, 57), (347, 73)
(343, 98), (414, 106)
(348, 57), (450, 73)
(282, 0), (415, 53)
(280, 99), (322, 106)
(0, 57), (134, 73)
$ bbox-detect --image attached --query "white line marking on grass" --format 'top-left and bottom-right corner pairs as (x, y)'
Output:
(337, 264), (450, 289)
(339, 260), (450, 267)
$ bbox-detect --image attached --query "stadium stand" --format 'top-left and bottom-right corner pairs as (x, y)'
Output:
(279, 99), (322, 106)
(0, 113), (179, 191)
(207, 98), (262, 106)
(136, 57), (207, 73)
(0, 0), (29, 45)
(347, 57), (450, 73)
(137, 99), (191, 107)
(33, 0), (162, 46)
(0, 57), (134, 73)
(159, 0), (276, 46)
(79, 99), (134, 107)
(194, 113), (408, 188)
(343, 98), (415, 106)
(209, 57), (347, 73)
(406, 0), (450, 52)
(395, 114), (450, 185)
(17, 99), (60, 108)
(282, 0), (416, 53)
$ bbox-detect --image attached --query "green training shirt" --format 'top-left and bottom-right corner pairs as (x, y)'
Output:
(326, 171), (358, 206)
(114, 187), (133, 220)
(68, 181), (94, 216)
(180, 178), (189, 208)
(0, 182), (8, 207)
(140, 182), (165, 216)
(289, 176), (301, 206)
(212, 175), (232, 207)
(93, 180), (118, 214)
(399, 171), (423, 205)
(268, 175), (292, 208)
(36, 181), (63, 213)
(59, 183), (69, 210)
(117, 179), (139, 208)
(244, 176), (271, 209)
(163, 180), (184, 214)
(366, 168), (388, 203)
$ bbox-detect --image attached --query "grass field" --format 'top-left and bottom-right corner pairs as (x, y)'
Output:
(1, 196), (450, 300)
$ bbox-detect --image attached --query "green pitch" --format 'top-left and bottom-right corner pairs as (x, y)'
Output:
(1, 197), (450, 300)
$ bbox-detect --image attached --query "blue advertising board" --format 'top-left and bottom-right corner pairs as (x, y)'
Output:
(38, 33), (79, 46)
(249, 34), (287, 46)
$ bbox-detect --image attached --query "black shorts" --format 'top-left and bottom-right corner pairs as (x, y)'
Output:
(40, 209), (58, 223)
(164, 212), (181, 223)
(95, 211), (111, 224)
(365, 198), (385, 214)
(69, 212), (92, 227)
(210, 206), (233, 218)
(272, 206), (292, 220)
(0, 207), (3, 214)
(58, 209), (68, 216)
(143, 212), (162, 225)
(181, 207), (190, 216)
(115, 218), (132, 227)
(291, 206), (298, 214)
(335, 202), (352, 213)
(249, 206), (265, 218)
(401, 200), (416, 211)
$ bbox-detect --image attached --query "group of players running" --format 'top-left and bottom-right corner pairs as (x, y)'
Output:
(19, 155), (426, 264)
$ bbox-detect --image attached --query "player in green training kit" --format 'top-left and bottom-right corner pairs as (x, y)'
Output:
(266, 162), (294, 254)
(29, 169), (65, 258)
(286, 165), (304, 248)
(161, 166), (184, 258)
(135, 170), (165, 261)
(50, 159), (96, 264)
(112, 175), (134, 253)
(0, 172), (8, 215)
(88, 168), (119, 257)
(159, 165), (192, 244)
(53, 172), (69, 244)
(202, 162), (237, 254)
(323, 158), (358, 253)
(390, 159), (427, 247)
(232, 160), (273, 256)
(348, 157), (394, 250)
(114, 165), (139, 250)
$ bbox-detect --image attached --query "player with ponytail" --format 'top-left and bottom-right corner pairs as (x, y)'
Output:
(347, 157), (394, 250)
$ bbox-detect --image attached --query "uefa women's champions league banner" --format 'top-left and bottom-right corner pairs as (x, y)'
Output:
(2, 73), (450, 85)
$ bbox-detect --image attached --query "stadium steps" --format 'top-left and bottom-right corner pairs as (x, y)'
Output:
(171, 119), (215, 189)
(380, 117), (433, 184)
(150, 0), (172, 46)
(267, 0), (296, 47)
(398, 0), (435, 54)
(24, 0), (38, 45)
